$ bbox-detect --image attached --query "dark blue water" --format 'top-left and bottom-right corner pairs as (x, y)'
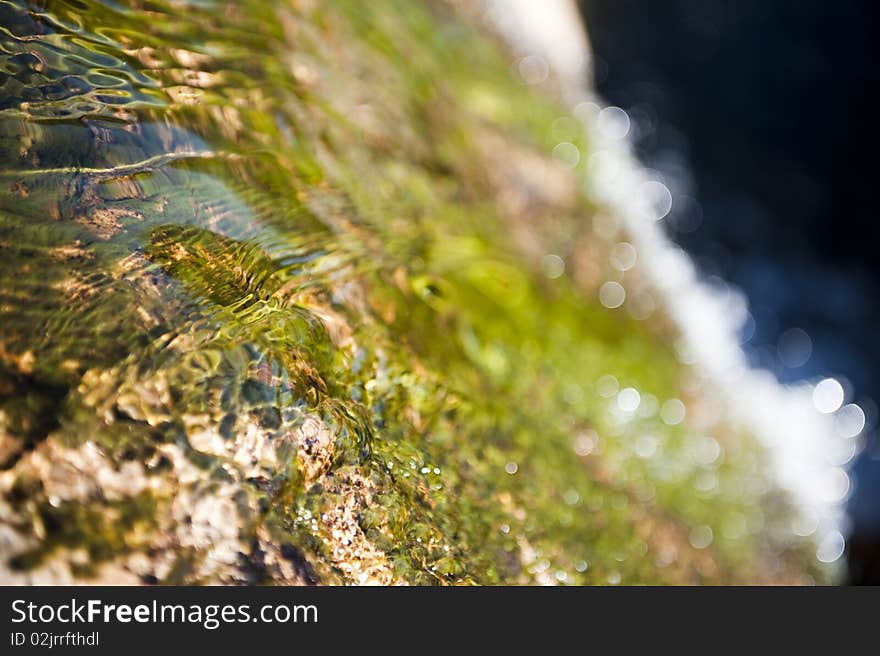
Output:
(579, 0), (880, 582)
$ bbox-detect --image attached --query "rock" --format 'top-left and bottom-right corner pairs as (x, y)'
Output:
(0, 0), (825, 584)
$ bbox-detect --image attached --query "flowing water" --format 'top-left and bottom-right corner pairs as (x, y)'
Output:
(0, 0), (838, 583)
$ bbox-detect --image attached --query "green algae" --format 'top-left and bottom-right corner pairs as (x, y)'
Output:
(8, 489), (160, 576)
(0, 0), (825, 584)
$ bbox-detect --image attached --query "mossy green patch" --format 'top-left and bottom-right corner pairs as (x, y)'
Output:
(0, 0), (824, 584)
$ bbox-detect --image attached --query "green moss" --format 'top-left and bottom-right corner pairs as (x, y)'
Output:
(0, 0), (824, 583)
(9, 492), (159, 576)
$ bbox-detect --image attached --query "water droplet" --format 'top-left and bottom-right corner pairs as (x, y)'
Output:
(597, 106), (630, 140)
(552, 141), (580, 168)
(816, 530), (845, 563)
(609, 241), (637, 271)
(689, 525), (714, 549)
(540, 253), (565, 279)
(617, 387), (641, 412)
(695, 436), (721, 464)
(599, 281), (625, 308)
(638, 180), (673, 221)
(627, 290), (656, 320)
(660, 398), (686, 425)
(596, 374), (619, 398)
(835, 403), (865, 438)
(791, 511), (819, 537)
(813, 378), (844, 414)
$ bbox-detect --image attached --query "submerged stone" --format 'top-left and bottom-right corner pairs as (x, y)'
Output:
(0, 0), (826, 584)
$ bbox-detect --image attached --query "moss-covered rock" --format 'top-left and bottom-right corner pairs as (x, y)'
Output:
(0, 0), (824, 584)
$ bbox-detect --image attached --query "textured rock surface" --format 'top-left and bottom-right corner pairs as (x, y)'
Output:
(0, 0), (826, 584)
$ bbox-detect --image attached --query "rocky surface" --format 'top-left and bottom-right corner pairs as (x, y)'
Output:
(0, 0), (826, 584)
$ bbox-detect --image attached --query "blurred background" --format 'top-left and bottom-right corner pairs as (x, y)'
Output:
(578, 0), (880, 583)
